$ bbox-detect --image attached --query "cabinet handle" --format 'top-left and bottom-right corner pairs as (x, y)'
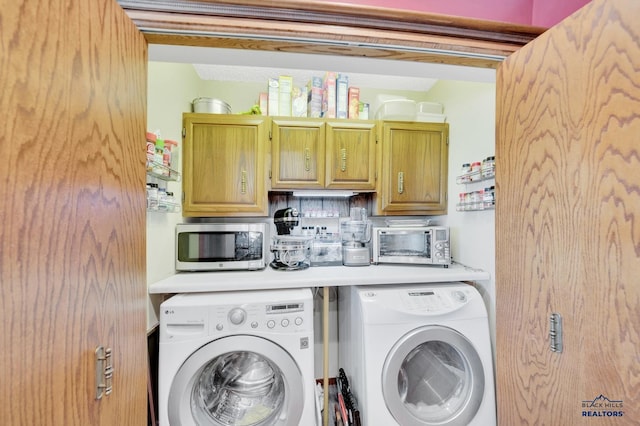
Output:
(549, 313), (563, 353)
(95, 346), (113, 400)
(305, 148), (311, 171)
(241, 169), (247, 194)
(398, 172), (404, 194)
(341, 148), (347, 172)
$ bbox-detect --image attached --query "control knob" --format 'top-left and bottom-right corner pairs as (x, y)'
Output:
(228, 308), (246, 325)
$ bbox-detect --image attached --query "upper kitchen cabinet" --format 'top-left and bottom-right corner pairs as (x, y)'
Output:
(271, 118), (377, 190)
(377, 121), (449, 215)
(325, 120), (377, 190)
(182, 113), (269, 216)
(271, 118), (326, 189)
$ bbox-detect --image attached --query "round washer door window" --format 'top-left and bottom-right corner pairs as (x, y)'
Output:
(168, 335), (304, 426)
(382, 326), (485, 426)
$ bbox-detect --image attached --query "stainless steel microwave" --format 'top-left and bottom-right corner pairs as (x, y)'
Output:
(176, 223), (267, 271)
(372, 226), (450, 266)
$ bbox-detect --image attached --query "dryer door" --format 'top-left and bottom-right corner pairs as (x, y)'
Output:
(168, 335), (304, 426)
(382, 325), (485, 426)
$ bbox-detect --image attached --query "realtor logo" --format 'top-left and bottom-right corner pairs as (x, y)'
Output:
(581, 394), (624, 417)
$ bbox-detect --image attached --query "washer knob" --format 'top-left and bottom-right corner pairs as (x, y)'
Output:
(452, 290), (467, 303)
(295, 317), (303, 326)
(267, 320), (276, 329)
(228, 308), (246, 325)
(281, 318), (290, 327)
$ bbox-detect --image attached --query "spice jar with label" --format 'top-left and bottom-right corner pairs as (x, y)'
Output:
(482, 156), (495, 179)
(470, 161), (482, 181)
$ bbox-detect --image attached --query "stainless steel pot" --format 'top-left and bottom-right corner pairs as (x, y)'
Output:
(192, 97), (232, 114)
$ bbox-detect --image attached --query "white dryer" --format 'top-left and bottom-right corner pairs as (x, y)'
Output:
(338, 283), (495, 426)
(158, 288), (316, 426)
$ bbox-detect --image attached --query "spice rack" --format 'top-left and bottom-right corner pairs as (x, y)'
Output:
(146, 160), (181, 182)
(147, 160), (181, 213)
(456, 157), (495, 212)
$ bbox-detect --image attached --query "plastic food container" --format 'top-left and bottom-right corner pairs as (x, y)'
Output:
(416, 101), (444, 114)
(375, 99), (417, 121)
(192, 97), (232, 114)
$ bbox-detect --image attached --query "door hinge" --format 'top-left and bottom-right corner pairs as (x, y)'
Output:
(182, 127), (186, 138)
(549, 313), (563, 353)
(269, 170), (272, 179)
(95, 346), (114, 400)
(269, 130), (272, 140)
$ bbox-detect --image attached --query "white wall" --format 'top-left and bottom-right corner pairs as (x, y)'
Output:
(146, 62), (202, 330)
(425, 80), (497, 356)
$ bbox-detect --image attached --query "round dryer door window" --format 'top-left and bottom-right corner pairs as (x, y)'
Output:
(168, 335), (304, 425)
(382, 326), (485, 426)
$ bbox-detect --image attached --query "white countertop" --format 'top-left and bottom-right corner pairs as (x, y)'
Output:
(148, 263), (490, 294)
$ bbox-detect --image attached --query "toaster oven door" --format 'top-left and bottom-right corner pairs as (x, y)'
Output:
(376, 229), (432, 264)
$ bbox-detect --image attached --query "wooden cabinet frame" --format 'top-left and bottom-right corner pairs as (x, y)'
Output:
(119, 0), (544, 69)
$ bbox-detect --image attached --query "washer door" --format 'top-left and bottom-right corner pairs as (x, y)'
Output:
(168, 335), (304, 426)
(382, 326), (485, 426)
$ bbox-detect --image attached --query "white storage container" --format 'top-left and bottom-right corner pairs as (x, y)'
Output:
(416, 112), (446, 123)
(417, 101), (444, 114)
(375, 99), (417, 121)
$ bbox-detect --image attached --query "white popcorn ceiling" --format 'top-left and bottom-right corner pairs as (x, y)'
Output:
(150, 45), (496, 91)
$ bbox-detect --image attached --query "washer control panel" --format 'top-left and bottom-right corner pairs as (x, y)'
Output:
(399, 288), (472, 313)
(360, 284), (479, 318)
(212, 301), (309, 334)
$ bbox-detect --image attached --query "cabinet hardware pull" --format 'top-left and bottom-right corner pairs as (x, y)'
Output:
(549, 313), (563, 353)
(305, 148), (311, 171)
(241, 170), (247, 194)
(95, 346), (114, 400)
(341, 148), (347, 172)
(398, 172), (404, 194)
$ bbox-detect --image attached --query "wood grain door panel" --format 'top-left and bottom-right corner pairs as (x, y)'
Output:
(0, 0), (148, 424)
(496, 0), (640, 424)
(325, 121), (376, 189)
(182, 114), (268, 216)
(271, 119), (325, 189)
(379, 122), (448, 214)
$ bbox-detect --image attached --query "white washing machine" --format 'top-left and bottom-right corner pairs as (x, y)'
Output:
(158, 288), (316, 426)
(338, 283), (496, 426)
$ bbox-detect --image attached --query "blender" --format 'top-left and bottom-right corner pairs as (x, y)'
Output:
(341, 207), (372, 266)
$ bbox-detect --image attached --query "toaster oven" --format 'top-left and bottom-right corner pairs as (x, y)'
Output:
(372, 226), (450, 266)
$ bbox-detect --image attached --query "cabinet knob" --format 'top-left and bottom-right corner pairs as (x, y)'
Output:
(341, 148), (347, 172)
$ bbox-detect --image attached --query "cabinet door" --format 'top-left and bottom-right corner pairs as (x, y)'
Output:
(182, 114), (268, 216)
(378, 122), (448, 215)
(271, 118), (325, 189)
(496, 0), (640, 424)
(1, 1), (147, 424)
(325, 120), (376, 189)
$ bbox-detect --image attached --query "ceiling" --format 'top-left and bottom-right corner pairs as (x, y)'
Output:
(149, 45), (496, 91)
